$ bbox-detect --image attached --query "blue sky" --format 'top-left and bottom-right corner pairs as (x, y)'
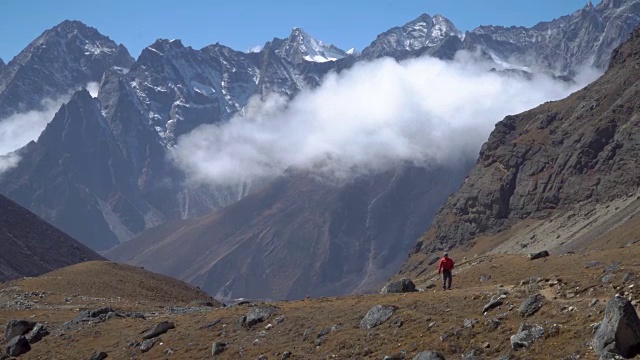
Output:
(0, 0), (599, 61)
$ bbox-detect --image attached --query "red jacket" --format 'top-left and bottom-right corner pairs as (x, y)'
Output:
(438, 257), (454, 273)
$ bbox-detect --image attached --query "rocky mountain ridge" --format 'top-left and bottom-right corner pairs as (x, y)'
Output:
(0, 20), (133, 119)
(403, 24), (640, 270)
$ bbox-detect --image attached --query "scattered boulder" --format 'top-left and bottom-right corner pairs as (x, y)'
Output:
(381, 278), (417, 294)
(88, 308), (114, 318)
(529, 251), (549, 260)
(412, 351), (445, 360)
(511, 323), (544, 350)
(281, 351), (292, 359)
(602, 273), (615, 284)
(592, 296), (640, 358)
(360, 305), (398, 329)
(246, 307), (277, 327)
(482, 297), (504, 314)
(302, 329), (312, 341)
(142, 321), (175, 340)
(315, 336), (327, 346)
(140, 337), (161, 353)
(212, 342), (226, 356)
(5, 335), (31, 357)
(479, 275), (491, 283)
(5, 320), (36, 340)
(25, 323), (49, 344)
(519, 294), (546, 317)
(463, 319), (478, 328)
(89, 351), (108, 360)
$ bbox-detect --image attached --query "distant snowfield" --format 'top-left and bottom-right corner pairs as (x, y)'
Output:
(174, 51), (601, 186)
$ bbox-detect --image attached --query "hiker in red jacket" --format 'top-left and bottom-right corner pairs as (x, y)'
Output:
(438, 252), (454, 290)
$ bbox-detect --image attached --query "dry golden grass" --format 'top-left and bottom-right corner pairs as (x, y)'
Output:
(1, 245), (639, 359)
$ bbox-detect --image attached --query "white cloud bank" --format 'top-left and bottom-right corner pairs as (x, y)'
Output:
(0, 82), (100, 175)
(174, 53), (600, 186)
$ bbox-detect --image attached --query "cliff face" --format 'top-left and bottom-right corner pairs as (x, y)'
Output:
(404, 28), (640, 265)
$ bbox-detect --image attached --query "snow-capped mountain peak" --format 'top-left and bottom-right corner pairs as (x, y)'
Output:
(276, 27), (348, 63)
(360, 13), (462, 60)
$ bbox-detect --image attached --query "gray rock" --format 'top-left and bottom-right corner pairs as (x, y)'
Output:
(212, 342), (226, 356)
(586, 261), (602, 269)
(142, 321), (175, 339)
(463, 318), (478, 328)
(602, 273), (615, 284)
(89, 352), (108, 360)
(246, 307), (277, 327)
(479, 274), (491, 282)
(140, 337), (161, 353)
(519, 294), (545, 317)
(487, 318), (501, 329)
(302, 328), (311, 341)
(281, 351), (292, 359)
(510, 323), (544, 350)
(482, 297), (504, 314)
(315, 336), (327, 346)
(592, 296), (640, 358)
(529, 250), (549, 260)
(360, 305), (398, 329)
(412, 351), (445, 360)
(5, 320), (36, 340)
(381, 278), (417, 294)
(25, 323), (49, 344)
(5, 335), (31, 357)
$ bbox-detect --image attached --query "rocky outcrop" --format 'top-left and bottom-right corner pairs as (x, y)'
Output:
(142, 321), (175, 340)
(593, 296), (640, 358)
(519, 294), (546, 317)
(511, 323), (544, 350)
(381, 278), (417, 294)
(245, 307), (277, 328)
(4, 320), (35, 340)
(5, 335), (30, 357)
(404, 26), (640, 263)
(360, 305), (397, 329)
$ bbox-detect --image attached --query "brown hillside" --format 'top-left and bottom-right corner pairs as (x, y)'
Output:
(1, 244), (639, 359)
(0, 194), (103, 282)
(4, 261), (220, 308)
(403, 26), (640, 276)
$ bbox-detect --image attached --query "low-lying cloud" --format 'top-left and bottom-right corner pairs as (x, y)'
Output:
(0, 82), (100, 175)
(174, 53), (600, 186)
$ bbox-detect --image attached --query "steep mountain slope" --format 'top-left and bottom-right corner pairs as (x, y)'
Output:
(466, 0), (640, 74)
(0, 57), (5, 73)
(0, 20), (133, 119)
(0, 89), (161, 250)
(403, 26), (640, 272)
(106, 164), (471, 300)
(0, 194), (103, 282)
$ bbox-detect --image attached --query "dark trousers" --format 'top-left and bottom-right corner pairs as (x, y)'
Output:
(442, 270), (452, 290)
